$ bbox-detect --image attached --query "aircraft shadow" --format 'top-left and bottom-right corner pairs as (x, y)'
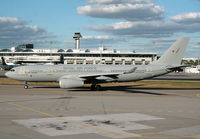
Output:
(31, 85), (199, 96)
(129, 87), (200, 90)
(33, 86), (60, 88)
(71, 85), (200, 96)
(0, 96), (75, 104)
(102, 86), (168, 96)
(70, 86), (167, 96)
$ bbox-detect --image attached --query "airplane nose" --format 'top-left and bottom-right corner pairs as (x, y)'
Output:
(5, 71), (11, 78)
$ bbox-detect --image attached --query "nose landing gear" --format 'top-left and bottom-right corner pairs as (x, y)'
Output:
(24, 81), (29, 89)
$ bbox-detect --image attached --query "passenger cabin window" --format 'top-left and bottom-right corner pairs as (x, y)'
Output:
(10, 69), (15, 72)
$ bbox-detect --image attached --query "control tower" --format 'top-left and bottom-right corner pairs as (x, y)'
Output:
(73, 32), (82, 49)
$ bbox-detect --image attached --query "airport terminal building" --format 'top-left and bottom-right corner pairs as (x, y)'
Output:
(0, 33), (157, 65)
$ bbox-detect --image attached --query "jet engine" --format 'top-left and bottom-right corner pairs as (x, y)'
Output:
(59, 78), (84, 88)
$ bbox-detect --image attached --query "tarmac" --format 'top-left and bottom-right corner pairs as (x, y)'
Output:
(0, 84), (200, 139)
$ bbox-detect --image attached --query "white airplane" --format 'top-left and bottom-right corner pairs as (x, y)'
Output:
(185, 67), (200, 74)
(5, 37), (190, 90)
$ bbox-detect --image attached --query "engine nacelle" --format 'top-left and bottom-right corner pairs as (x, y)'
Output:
(59, 78), (84, 88)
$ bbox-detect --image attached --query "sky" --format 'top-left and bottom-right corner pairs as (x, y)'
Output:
(0, 0), (200, 58)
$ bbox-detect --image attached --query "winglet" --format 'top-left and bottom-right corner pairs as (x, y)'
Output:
(124, 67), (137, 74)
(152, 37), (190, 66)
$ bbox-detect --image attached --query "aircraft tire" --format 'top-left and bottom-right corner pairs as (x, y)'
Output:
(90, 84), (101, 91)
(96, 85), (101, 91)
(91, 84), (96, 91)
(24, 85), (29, 89)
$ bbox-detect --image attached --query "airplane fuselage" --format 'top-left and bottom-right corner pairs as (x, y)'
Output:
(6, 64), (167, 83)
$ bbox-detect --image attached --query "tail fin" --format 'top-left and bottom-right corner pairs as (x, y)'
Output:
(152, 37), (190, 65)
(1, 57), (7, 66)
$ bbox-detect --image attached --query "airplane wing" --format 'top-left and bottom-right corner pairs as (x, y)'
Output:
(79, 72), (122, 80)
(58, 67), (138, 85)
(79, 67), (138, 81)
(58, 72), (124, 89)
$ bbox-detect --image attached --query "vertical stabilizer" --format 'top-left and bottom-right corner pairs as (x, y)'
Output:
(152, 37), (190, 65)
(1, 57), (7, 66)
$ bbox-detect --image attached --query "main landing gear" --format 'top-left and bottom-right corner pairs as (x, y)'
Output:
(90, 84), (102, 91)
(24, 81), (29, 89)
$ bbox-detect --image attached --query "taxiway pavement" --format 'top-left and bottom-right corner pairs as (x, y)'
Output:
(0, 85), (200, 139)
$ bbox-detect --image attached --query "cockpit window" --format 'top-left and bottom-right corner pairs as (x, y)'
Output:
(10, 69), (15, 72)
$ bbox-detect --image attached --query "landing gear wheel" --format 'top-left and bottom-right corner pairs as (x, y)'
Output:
(96, 85), (101, 91)
(91, 84), (96, 91)
(90, 84), (102, 91)
(24, 85), (29, 89)
(24, 81), (28, 89)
